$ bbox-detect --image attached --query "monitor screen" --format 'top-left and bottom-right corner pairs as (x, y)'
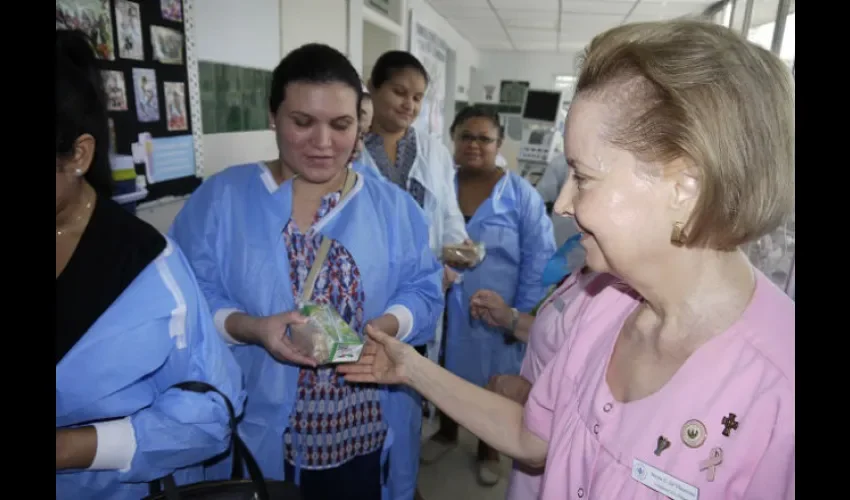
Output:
(522, 90), (561, 122)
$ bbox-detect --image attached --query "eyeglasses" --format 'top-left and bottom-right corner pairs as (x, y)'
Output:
(458, 133), (497, 145)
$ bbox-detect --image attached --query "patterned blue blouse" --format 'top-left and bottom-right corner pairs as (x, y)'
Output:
(364, 128), (426, 208)
(281, 191), (387, 470)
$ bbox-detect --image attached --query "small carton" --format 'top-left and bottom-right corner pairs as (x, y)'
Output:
(289, 303), (364, 365)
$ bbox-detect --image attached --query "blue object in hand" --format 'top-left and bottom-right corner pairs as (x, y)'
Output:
(541, 233), (583, 287)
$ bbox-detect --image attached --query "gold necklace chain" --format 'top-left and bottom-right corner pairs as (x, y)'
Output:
(56, 198), (94, 236)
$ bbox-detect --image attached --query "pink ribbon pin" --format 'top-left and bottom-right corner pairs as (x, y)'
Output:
(699, 447), (723, 482)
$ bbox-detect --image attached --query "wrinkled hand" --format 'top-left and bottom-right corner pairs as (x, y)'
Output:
(255, 311), (317, 367)
(442, 265), (459, 292)
(487, 374), (532, 405)
(336, 325), (415, 385)
(470, 289), (512, 329)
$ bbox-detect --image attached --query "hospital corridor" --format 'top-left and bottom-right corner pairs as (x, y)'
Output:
(56, 0), (795, 499)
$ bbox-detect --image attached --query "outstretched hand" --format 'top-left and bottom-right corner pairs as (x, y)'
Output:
(336, 325), (414, 385)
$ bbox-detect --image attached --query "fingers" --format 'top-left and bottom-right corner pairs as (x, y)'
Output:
(341, 374), (379, 384)
(471, 292), (499, 310)
(365, 324), (391, 343)
(471, 289), (494, 302)
(276, 336), (317, 367)
(279, 310), (308, 325)
(335, 362), (375, 375)
(361, 342), (378, 356)
(270, 346), (316, 367)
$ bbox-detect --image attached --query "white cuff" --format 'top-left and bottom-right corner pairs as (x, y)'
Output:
(88, 418), (137, 472)
(213, 308), (244, 345)
(385, 305), (414, 342)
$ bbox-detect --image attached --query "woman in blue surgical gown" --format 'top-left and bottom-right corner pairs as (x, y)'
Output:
(55, 30), (245, 500)
(420, 106), (556, 485)
(169, 43), (443, 500)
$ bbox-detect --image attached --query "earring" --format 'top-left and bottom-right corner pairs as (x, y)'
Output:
(74, 168), (83, 177)
(671, 221), (687, 245)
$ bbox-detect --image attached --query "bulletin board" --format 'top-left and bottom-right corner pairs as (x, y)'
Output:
(55, 0), (205, 203)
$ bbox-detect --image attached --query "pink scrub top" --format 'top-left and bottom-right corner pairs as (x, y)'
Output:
(506, 270), (611, 500)
(523, 270), (795, 500)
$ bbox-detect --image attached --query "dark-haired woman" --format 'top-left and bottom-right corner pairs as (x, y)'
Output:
(170, 43), (443, 500)
(356, 50), (469, 386)
(55, 30), (245, 500)
(420, 107), (555, 486)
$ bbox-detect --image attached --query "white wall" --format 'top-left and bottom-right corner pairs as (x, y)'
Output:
(470, 50), (581, 103)
(280, 0), (349, 56)
(362, 21), (399, 81)
(406, 0), (478, 101)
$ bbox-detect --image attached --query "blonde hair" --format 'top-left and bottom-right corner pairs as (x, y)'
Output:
(576, 20), (794, 250)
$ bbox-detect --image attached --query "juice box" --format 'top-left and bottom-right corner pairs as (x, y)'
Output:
(290, 303), (364, 364)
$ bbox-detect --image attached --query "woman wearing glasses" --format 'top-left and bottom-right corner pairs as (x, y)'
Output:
(420, 106), (556, 485)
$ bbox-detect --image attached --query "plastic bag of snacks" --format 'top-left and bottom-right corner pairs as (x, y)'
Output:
(441, 242), (487, 268)
(289, 303), (364, 364)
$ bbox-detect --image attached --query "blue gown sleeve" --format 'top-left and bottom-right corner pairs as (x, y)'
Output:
(120, 248), (246, 482)
(169, 181), (244, 319)
(386, 193), (444, 346)
(513, 183), (558, 312)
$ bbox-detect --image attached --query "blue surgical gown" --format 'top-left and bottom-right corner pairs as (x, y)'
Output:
(56, 240), (246, 500)
(445, 171), (557, 387)
(169, 164), (443, 500)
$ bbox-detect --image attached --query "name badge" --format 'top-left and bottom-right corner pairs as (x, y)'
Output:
(632, 459), (699, 500)
(552, 297), (565, 312)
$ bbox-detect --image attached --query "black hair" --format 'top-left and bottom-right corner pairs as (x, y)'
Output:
(370, 51), (430, 89)
(269, 43), (363, 114)
(450, 106), (504, 139)
(56, 29), (113, 197)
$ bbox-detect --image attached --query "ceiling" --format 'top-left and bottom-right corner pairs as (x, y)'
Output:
(423, 0), (783, 52)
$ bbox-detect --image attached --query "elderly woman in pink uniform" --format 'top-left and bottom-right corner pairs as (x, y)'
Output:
(339, 19), (795, 500)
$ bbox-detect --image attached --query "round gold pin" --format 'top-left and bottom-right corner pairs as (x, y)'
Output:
(681, 419), (707, 448)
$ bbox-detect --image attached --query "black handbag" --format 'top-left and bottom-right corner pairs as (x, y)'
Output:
(143, 381), (301, 500)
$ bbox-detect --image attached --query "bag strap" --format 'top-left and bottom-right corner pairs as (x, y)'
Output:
(300, 170), (357, 303)
(146, 381), (270, 500)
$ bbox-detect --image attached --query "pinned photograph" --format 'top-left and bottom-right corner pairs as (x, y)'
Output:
(161, 0), (183, 23)
(56, 0), (115, 60)
(102, 70), (128, 111)
(132, 68), (160, 123)
(164, 82), (188, 132)
(115, 0), (144, 61)
(150, 26), (184, 65)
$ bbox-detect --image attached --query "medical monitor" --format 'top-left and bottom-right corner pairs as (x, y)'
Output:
(522, 90), (562, 124)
